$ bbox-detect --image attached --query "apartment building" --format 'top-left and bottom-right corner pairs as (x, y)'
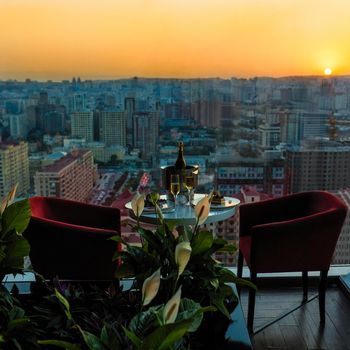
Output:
(71, 110), (94, 142)
(0, 141), (30, 197)
(286, 145), (350, 193)
(34, 149), (95, 202)
(333, 188), (350, 264)
(100, 110), (126, 146)
(216, 158), (286, 197)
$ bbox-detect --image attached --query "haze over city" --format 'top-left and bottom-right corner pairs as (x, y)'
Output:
(1, 0), (350, 80)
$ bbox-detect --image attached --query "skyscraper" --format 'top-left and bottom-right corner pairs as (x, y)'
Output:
(133, 111), (159, 161)
(0, 141), (30, 198)
(99, 110), (126, 146)
(71, 111), (94, 142)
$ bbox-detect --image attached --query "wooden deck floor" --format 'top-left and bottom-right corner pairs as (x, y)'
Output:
(240, 286), (350, 350)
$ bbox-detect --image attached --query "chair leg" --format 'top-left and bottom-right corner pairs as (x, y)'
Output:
(247, 271), (257, 334)
(319, 270), (328, 323)
(302, 271), (308, 301)
(237, 249), (243, 297)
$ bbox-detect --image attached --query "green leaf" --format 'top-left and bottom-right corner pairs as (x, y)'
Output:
(100, 326), (109, 346)
(7, 318), (31, 333)
(123, 327), (142, 349)
(191, 231), (214, 255)
(76, 325), (107, 350)
(138, 228), (163, 253)
(212, 298), (231, 319)
(232, 277), (257, 290)
(129, 306), (159, 337)
(2, 199), (31, 237)
(176, 298), (204, 333)
(216, 243), (237, 253)
(109, 235), (128, 245)
(38, 340), (82, 350)
(54, 289), (72, 320)
(3, 235), (30, 270)
(142, 318), (193, 350)
(210, 278), (219, 290)
(9, 305), (25, 320)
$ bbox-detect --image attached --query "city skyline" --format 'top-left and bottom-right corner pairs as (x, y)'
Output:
(1, 0), (350, 80)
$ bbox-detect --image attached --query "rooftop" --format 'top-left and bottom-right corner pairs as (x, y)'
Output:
(40, 149), (90, 173)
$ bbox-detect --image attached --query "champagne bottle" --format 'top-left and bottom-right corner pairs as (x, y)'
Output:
(174, 142), (186, 192)
(174, 141), (186, 170)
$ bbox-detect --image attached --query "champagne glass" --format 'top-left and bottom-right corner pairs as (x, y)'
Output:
(170, 174), (180, 209)
(185, 174), (195, 205)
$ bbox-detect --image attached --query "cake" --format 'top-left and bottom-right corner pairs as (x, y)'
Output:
(211, 191), (225, 205)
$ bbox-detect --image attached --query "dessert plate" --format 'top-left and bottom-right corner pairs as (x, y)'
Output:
(125, 201), (175, 213)
(192, 196), (240, 210)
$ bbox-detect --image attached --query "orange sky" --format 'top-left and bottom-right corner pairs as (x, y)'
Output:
(0, 0), (350, 80)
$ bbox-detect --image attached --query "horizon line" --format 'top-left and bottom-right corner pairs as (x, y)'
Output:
(1, 74), (349, 83)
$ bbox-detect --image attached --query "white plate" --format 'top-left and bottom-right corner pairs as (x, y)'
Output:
(125, 201), (175, 213)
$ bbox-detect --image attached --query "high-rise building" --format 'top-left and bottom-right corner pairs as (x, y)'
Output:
(286, 145), (350, 193)
(216, 158), (286, 197)
(71, 111), (94, 142)
(69, 93), (86, 112)
(133, 111), (159, 161)
(125, 97), (135, 146)
(332, 189), (350, 264)
(34, 149), (95, 202)
(99, 111), (126, 146)
(9, 114), (30, 139)
(0, 141), (30, 198)
(280, 111), (330, 145)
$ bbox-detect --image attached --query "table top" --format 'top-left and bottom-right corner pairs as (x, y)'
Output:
(126, 194), (240, 225)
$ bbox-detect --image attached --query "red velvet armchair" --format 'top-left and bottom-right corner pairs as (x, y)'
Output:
(23, 196), (122, 281)
(237, 191), (347, 333)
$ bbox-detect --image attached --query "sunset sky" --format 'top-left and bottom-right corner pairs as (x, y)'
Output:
(1, 0), (350, 80)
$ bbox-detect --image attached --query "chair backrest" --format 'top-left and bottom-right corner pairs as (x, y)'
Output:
(24, 197), (120, 280)
(242, 191), (348, 273)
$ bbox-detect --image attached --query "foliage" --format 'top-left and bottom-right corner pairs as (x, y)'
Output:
(0, 188), (255, 349)
(0, 186), (38, 349)
(0, 189), (31, 281)
(113, 193), (255, 320)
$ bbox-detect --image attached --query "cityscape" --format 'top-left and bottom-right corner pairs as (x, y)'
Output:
(1, 75), (350, 265)
(3, 1), (350, 348)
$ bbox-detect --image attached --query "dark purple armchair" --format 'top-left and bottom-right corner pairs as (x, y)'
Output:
(237, 191), (347, 333)
(24, 196), (121, 281)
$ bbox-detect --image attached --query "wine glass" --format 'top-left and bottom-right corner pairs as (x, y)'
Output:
(185, 174), (194, 205)
(170, 174), (180, 209)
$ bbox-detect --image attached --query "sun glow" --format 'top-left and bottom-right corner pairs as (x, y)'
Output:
(324, 68), (332, 75)
(1, 1), (350, 79)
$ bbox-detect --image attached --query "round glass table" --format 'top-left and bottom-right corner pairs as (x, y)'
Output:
(126, 194), (240, 226)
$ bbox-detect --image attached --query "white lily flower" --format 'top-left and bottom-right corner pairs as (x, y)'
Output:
(163, 286), (182, 324)
(131, 193), (145, 218)
(7, 183), (18, 205)
(142, 268), (161, 306)
(175, 241), (192, 277)
(194, 195), (210, 225)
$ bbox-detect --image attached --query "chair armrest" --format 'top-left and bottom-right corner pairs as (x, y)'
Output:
(249, 209), (346, 272)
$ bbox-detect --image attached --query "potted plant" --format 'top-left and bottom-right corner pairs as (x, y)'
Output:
(0, 190), (254, 349)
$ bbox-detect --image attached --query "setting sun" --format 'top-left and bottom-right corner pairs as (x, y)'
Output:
(324, 68), (333, 75)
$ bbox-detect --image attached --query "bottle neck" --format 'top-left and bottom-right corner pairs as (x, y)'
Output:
(175, 143), (186, 169)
